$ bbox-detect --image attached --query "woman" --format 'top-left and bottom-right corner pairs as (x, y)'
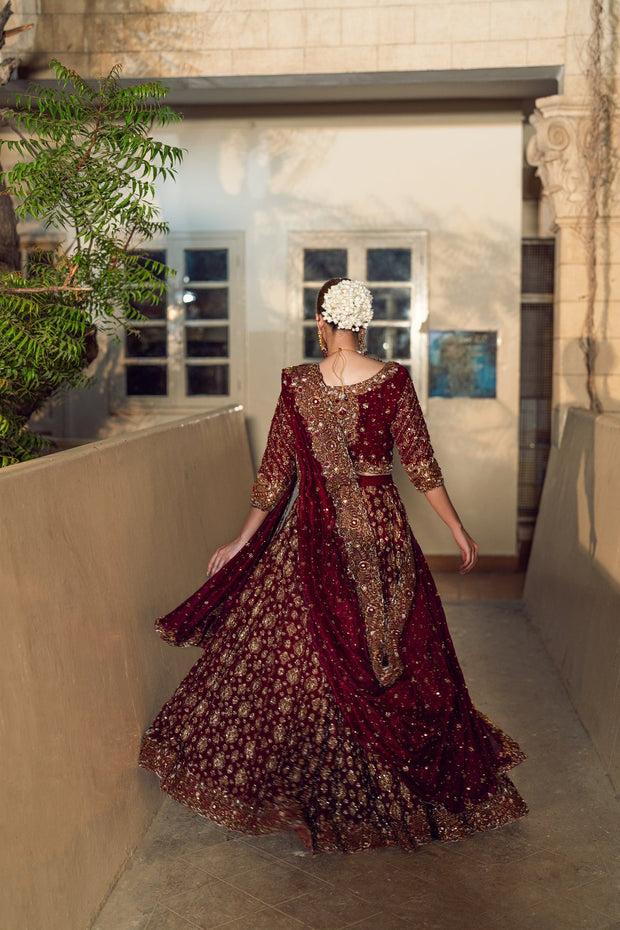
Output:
(139, 277), (527, 853)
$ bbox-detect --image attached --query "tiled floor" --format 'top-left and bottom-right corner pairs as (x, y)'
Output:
(93, 589), (619, 930)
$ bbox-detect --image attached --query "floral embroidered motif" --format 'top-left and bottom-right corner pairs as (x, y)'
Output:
(390, 371), (444, 492)
(251, 360), (443, 513)
(140, 507), (527, 854)
(289, 364), (415, 688)
(250, 393), (297, 511)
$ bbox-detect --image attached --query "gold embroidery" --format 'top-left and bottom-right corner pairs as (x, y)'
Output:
(319, 361), (443, 490)
(141, 417), (527, 854)
(289, 365), (415, 688)
(391, 371), (444, 492)
(322, 386), (360, 443)
(353, 462), (393, 476)
(322, 360), (399, 395)
(250, 393), (297, 511)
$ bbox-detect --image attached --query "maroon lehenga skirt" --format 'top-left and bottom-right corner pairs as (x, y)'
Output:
(139, 477), (527, 854)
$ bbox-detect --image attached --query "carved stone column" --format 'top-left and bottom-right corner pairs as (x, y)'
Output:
(527, 96), (590, 227)
(527, 95), (620, 422)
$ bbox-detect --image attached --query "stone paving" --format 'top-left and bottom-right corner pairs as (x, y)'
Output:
(93, 583), (620, 930)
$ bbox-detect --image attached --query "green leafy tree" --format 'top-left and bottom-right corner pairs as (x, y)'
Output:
(0, 59), (184, 466)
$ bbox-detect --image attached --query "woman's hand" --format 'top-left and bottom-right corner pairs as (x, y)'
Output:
(423, 485), (479, 574)
(206, 537), (245, 578)
(206, 506), (270, 579)
(452, 524), (479, 574)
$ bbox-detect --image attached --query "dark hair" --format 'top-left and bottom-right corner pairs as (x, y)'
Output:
(316, 277), (349, 327)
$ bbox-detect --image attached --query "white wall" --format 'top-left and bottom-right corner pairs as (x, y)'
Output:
(155, 112), (523, 554)
(35, 112), (523, 554)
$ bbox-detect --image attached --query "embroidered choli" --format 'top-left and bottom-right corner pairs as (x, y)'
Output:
(251, 361), (443, 512)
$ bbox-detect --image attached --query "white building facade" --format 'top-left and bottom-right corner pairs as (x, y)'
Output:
(7, 0), (619, 556)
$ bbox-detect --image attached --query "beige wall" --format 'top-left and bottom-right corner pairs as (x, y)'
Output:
(553, 223), (620, 423)
(18, 0), (582, 90)
(0, 407), (254, 930)
(524, 408), (620, 792)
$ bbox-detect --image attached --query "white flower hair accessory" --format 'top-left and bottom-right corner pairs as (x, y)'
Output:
(321, 279), (374, 332)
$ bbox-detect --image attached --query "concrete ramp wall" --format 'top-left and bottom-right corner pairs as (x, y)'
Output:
(0, 408), (255, 930)
(524, 408), (620, 792)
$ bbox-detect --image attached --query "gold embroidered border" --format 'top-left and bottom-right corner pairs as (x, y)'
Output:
(321, 359), (399, 395)
(288, 365), (415, 688)
(139, 737), (527, 853)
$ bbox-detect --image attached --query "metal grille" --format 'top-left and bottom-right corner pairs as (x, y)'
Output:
(518, 240), (555, 519)
(521, 239), (555, 294)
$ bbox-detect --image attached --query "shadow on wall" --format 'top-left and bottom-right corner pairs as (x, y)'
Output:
(0, 406), (255, 930)
(28, 113), (522, 553)
(562, 401), (598, 557)
(524, 408), (620, 791)
(29, 184), (521, 554)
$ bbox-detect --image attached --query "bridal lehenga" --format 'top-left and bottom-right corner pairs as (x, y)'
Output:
(139, 361), (527, 853)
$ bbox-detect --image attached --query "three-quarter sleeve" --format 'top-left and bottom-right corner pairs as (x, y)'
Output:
(391, 370), (444, 492)
(250, 389), (297, 511)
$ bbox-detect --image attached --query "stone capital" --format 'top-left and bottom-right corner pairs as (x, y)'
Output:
(526, 95), (591, 227)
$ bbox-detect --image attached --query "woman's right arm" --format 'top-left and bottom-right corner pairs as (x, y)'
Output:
(206, 379), (297, 577)
(207, 506), (269, 577)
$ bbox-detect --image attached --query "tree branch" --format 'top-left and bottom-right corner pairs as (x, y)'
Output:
(0, 284), (91, 293)
(0, 2), (13, 46)
(4, 24), (34, 38)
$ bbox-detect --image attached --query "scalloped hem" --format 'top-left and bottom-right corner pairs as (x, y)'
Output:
(139, 737), (528, 856)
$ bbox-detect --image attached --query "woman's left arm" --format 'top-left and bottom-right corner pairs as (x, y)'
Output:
(390, 370), (478, 574)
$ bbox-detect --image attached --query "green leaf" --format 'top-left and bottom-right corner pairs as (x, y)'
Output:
(0, 59), (184, 466)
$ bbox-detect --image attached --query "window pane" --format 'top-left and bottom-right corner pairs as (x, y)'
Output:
(125, 326), (167, 358)
(186, 364), (229, 395)
(368, 326), (410, 359)
(303, 326), (322, 359)
(184, 249), (228, 282)
(126, 364), (167, 395)
(304, 287), (318, 320)
(303, 249), (347, 281)
(371, 287), (411, 321)
(132, 249), (166, 275)
(129, 249), (167, 319)
(366, 248), (411, 282)
(131, 294), (167, 320)
(186, 325), (228, 358)
(184, 288), (228, 320)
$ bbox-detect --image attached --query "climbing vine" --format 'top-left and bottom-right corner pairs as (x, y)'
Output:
(581, 0), (618, 412)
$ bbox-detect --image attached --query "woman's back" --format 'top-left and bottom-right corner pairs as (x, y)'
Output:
(318, 349), (385, 387)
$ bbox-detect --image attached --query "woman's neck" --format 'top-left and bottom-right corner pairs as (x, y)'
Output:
(327, 346), (359, 357)
(325, 337), (360, 355)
